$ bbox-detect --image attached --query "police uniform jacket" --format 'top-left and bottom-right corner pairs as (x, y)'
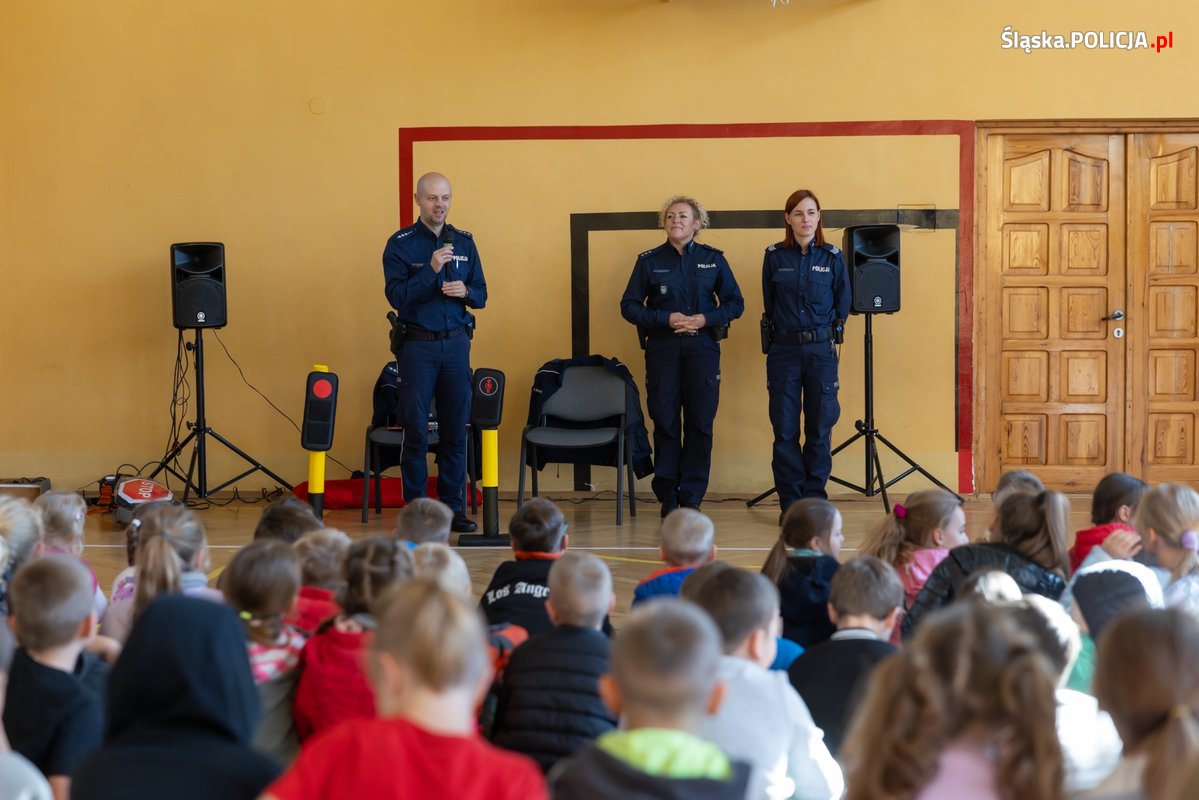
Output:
(620, 240), (744, 334)
(382, 220), (487, 332)
(762, 241), (851, 334)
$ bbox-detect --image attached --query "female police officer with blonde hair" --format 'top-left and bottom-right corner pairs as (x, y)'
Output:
(620, 196), (744, 516)
(763, 189), (851, 517)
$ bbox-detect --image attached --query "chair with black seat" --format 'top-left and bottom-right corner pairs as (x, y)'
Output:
(518, 365), (637, 525)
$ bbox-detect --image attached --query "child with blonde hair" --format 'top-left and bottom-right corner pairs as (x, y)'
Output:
(0, 498), (45, 617)
(395, 497), (454, 546)
(264, 581), (546, 799)
(100, 504), (220, 643)
(1086, 608), (1199, 800)
(35, 491), (106, 621)
(285, 529), (350, 636)
(222, 539), (305, 764)
(1135, 483), (1199, 619)
(860, 488), (966, 643)
(904, 490), (1071, 636)
(761, 499), (842, 646)
(633, 508), (716, 606)
(843, 601), (1064, 800)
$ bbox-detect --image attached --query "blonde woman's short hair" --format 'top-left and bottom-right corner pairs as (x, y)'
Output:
(659, 195), (710, 231)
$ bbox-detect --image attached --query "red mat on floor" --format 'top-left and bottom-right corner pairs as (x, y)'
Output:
(291, 478), (480, 511)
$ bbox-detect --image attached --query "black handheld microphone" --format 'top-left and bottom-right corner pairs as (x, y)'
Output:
(438, 227), (455, 251)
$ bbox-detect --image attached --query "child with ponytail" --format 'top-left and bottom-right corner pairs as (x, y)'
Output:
(1068, 472), (1147, 573)
(860, 488), (966, 643)
(1134, 483), (1199, 620)
(903, 490), (1072, 637)
(100, 504), (220, 643)
(842, 601), (1064, 800)
(1086, 608), (1199, 800)
(761, 499), (843, 647)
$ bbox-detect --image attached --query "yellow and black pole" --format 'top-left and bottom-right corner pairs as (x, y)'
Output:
(458, 368), (507, 546)
(301, 364), (338, 517)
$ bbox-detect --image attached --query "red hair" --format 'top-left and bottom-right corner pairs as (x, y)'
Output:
(782, 189), (825, 249)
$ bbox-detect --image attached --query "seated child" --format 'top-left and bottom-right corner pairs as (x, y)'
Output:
(293, 537), (412, 741)
(985, 469), (1045, 539)
(34, 491), (106, 620)
(0, 497), (46, 617)
(107, 500), (170, 609)
(101, 504), (222, 643)
(550, 600), (751, 799)
(482, 499), (594, 637)
(1005, 595), (1121, 793)
(1067, 559), (1163, 693)
(687, 563), (844, 800)
(285, 529), (350, 636)
(1068, 472), (1147, 573)
(632, 509), (715, 607)
(264, 581), (547, 800)
(760, 499), (843, 647)
(859, 488), (965, 644)
(842, 602), (1063, 800)
(3, 557), (107, 798)
(222, 539), (305, 765)
(903, 489), (1072, 637)
(1087, 608), (1199, 800)
(787, 556), (901, 757)
(394, 497), (453, 546)
(253, 496), (323, 544)
(1134, 483), (1199, 619)
(491, 552), (617, 772)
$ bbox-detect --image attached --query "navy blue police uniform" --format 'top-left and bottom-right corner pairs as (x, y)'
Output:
(382, 220), (487, 517)
(763, 239), (851, 508)
(620, 240), (744, 512)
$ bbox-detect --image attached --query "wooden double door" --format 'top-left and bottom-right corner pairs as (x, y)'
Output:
(981, 129), (1199, 491)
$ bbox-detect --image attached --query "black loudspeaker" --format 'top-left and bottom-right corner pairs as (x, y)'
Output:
(301, 370), (339, 452)
(471, 368), (505, 428)
(843, 225), (900, 314)
(171, 242), (227, 329)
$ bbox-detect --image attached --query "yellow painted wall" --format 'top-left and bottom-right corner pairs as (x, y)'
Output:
(2, 0), (1195, 498)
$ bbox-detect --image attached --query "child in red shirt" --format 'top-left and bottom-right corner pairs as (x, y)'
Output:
(286, 530), (349, 637)
(1069, 472), (1147, 573)
(263, 580), (546, 800)
(293, 537), (413, 741)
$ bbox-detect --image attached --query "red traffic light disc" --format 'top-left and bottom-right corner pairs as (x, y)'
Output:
(312, 378), (334, 399)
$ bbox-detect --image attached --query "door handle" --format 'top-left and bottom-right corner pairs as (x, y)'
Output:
(1101, 310), (1125, 321)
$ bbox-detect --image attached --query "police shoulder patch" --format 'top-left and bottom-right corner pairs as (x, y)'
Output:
(639, 248), (657, 259)
(766, 244), (777, 252)
(394, 229), (414, 240)
(697, 242), (724, 255)
(825, 244), (841, 255)
(453, 227), (473, 239)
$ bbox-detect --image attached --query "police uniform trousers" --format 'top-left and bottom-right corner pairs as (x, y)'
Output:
(395, 333), (471, 513)
(767, 339), (840, 508)
(644, 333), (721, 508)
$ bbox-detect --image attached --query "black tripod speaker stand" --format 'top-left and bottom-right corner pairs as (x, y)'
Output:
(827, 314), (961, 512)
(149, 328), (290, 502)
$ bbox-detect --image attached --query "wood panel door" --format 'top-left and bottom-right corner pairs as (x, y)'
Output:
(982, 134), (1127, 490)
(1128, 133), (1199, 483)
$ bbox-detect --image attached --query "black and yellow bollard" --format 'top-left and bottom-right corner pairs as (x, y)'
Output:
(301, 364), (338, 517)
(458, 368), (507, 546)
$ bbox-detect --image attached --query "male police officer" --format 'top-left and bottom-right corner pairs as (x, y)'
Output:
(383, 173), (486, 532)
(621, 196), (744, 517)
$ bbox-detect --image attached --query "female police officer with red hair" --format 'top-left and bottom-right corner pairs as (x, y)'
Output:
(763, 190), (851, 516)
(621, 196), (744, 517)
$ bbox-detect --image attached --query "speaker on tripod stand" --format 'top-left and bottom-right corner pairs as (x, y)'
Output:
(829, 225), (960, 511)
(149, 243), (290, 501)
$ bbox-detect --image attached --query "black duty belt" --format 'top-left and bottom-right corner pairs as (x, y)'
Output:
(405, 326), (468, 342)
(773, 326), (835, 345)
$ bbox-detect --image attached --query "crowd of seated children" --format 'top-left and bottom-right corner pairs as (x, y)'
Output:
(101, 504), (220, 643)
(1086, 608), (1199, 800)
(394, 497), (453, 546)
(550, 600), (752, 799)
(34, 492), (105, 620)
(859, 488), (965, 644)
(787, 556), (901, 757)
(760, 499), (842, 647)
(222, 540), (305, 764)
(264, 581), (547, 800)
(490, 552), (617, 772)
(633, 508), (716, 606)
(903, 489), (1072, 635)
(685, 562), (843, 800)
(72, 596), (280, 800)
(252, 497), (323, 545)
(843, 601), (1064, 800)
(293, 536), (412, 741)
(4, 557), (106, 800)
(284, 530), (349, 636)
